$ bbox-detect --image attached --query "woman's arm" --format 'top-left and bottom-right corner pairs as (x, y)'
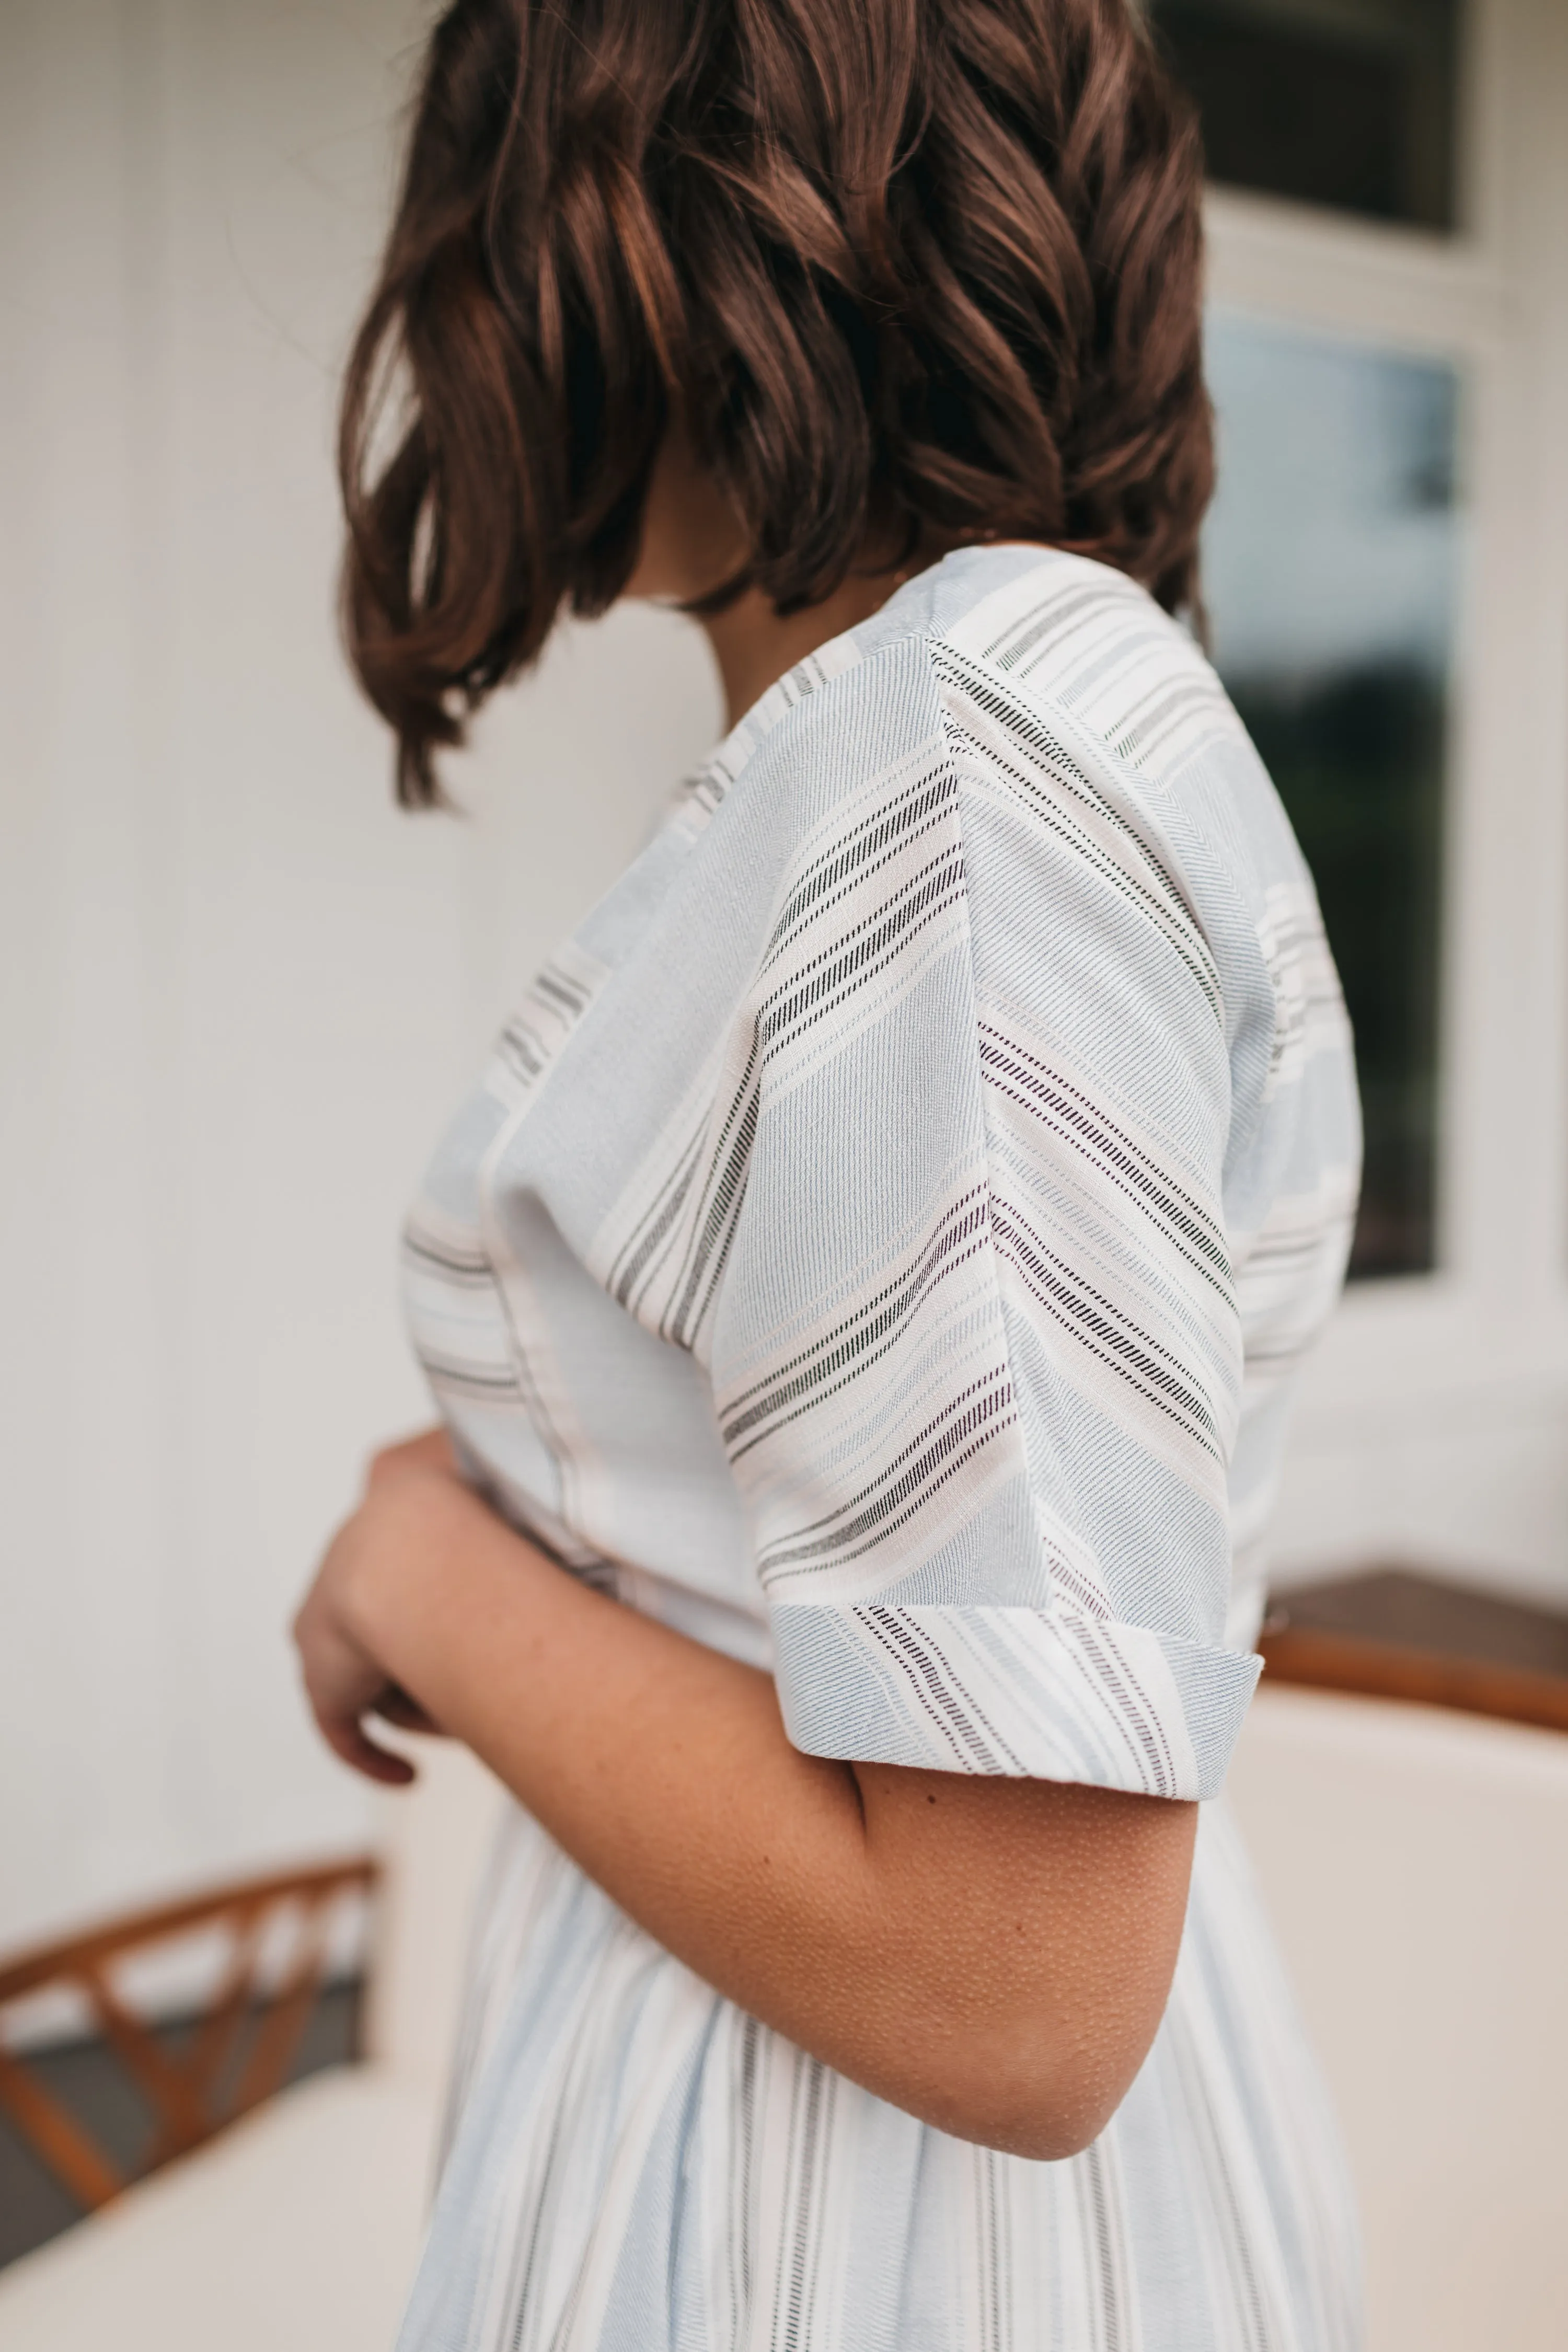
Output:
(294, 1436), (1196, 2161)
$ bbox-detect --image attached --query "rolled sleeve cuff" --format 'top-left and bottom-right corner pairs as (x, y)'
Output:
(770, 1601), (1262, 1802)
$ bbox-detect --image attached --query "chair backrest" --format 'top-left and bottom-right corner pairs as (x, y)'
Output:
(0, 1858), (377, 2213)
(1228, 1684), (1568, 2352)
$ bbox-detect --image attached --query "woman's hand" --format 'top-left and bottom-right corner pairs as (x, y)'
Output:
(293, 1423), (1198, 2156)
(291, 1426), (464, 1785)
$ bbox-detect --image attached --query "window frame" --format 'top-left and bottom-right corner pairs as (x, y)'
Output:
(1198, 0), (1568, 1596)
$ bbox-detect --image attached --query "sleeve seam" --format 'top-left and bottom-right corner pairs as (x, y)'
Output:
(924, 635), (1242, 1635)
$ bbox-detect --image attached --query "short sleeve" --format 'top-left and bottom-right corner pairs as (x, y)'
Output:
(707, 656), (1261, 1801)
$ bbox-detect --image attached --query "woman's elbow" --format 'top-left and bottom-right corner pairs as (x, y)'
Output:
(835, 1765), (1196, 2157)
(890, 2006), (1166, 2163)
(929, 2052), (1146, 2162)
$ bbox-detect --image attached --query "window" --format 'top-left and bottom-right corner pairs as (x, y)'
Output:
(1203, 314), (1458, 1276)
(1150, 0), (1461, 228)
(1184, 1), (1568, 1600)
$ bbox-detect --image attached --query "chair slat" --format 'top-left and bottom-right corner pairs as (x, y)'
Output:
(228, 1905), (336, 2120)
(183, 1903), (272, 2106)
(82, 1963), (212, 2155)
(0, 2045), (124, 2210)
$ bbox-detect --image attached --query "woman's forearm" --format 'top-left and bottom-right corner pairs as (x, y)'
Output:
(362, 1474), (877, 2036)
(340, 1466), (1195, 2158)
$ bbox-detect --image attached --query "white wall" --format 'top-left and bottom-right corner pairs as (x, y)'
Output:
(0, 0), (719, 1952)
(1, 0), (1563, 1955)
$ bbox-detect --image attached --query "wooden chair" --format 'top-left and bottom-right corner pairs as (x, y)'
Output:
(2, 1595), (1564, 2352)
(0, 1856), (378, 2216)
(0, 1742), (503, 2352)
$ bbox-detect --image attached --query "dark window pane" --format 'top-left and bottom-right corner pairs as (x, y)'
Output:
(1203, 314), (1459, 1277)
(1150, 0), (1460, 229)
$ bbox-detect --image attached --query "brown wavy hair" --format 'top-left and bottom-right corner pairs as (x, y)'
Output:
(341, 0), (1213, 806)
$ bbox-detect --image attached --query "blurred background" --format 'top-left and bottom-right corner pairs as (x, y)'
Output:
(1, 1), (1565, 2345)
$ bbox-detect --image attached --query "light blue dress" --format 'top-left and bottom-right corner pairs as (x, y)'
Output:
(396, 546), (1364, 2350)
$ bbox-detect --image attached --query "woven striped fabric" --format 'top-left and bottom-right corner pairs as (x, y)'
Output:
(397, 545), (1364, 2351)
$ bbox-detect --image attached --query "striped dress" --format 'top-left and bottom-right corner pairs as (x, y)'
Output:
(397, 544), (1364, 2352)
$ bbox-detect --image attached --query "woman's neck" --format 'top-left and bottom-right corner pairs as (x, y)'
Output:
(624, 424), (976, 726)
(697, 558), (928, 730)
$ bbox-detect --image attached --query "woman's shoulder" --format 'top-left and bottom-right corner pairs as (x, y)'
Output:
(706, 544), (1249, 815)
(902, 543), (1260, 832)
(700, 544), (1300, 935)
(909, 546), (1328, 978)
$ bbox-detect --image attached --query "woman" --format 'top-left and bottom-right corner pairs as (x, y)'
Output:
(294, 1), (1364, 2345)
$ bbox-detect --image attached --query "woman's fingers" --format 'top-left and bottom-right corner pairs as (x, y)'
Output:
(373, 1683), (448, 1736)
(313, 1703), (417, 1785)
(294, 1457), (465, 1781)
(294, 1563), (422, 1782)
